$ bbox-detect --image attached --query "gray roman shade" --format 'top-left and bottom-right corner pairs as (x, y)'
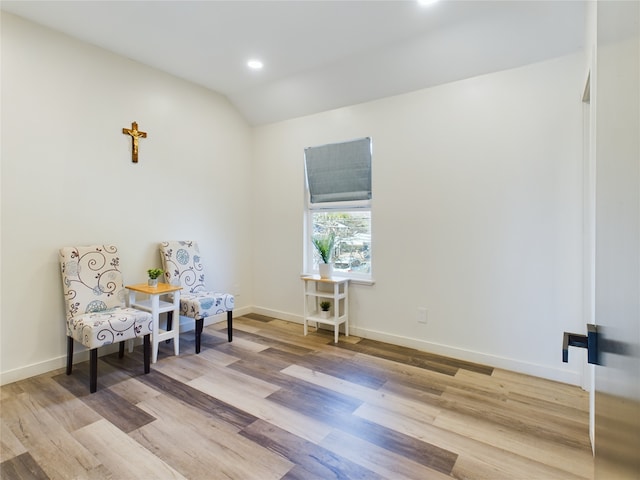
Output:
(304, 137), (372, 204)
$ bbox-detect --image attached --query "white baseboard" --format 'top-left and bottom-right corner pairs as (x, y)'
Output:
(0, 305), (581, 387)
(0, 306), (253, 387)
(0, 342), (121, 386)
(353, 326), (581, 386)
(250, 306), (300, 323)
(252, 307), (583, 387)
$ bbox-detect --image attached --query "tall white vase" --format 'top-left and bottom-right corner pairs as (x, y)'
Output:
(319, 263), (333, 279)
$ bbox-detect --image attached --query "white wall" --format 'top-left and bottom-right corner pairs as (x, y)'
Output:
(0, 13), (254, 384)
(1, 12), (588, 387)
(253, 52), (587, 384)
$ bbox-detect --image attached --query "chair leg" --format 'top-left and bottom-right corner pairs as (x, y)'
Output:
(193, 311), (232, 353)
(89, 348), (98, 393)
(143, 334), (151, 374)
(118, 341), (125, 358)
(66, 337), (74, 375)
(195, 319), (204, 354)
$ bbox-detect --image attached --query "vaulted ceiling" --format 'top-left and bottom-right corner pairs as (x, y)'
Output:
(1, 1), (586, 125)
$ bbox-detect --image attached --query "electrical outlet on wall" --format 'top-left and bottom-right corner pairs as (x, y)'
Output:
(417, 307), (428, 324)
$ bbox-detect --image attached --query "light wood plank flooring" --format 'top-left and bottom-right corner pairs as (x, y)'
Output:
(1, 314), (593, 479)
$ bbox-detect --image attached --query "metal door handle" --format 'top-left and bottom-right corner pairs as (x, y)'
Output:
(562, 324), (599, 365)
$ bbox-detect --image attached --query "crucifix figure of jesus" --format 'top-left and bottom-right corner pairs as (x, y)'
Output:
(122, 121), (147, 163)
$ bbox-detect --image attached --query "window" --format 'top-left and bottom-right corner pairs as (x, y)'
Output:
(309, 210), (371, 275)
(304, 138), (372, 281)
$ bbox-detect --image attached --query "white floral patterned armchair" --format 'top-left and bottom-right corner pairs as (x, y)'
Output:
(59, 245), (152, 393)
(159, 241), (234, 353)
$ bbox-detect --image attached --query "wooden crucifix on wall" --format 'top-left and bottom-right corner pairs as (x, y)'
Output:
(122, 121), (147, 163)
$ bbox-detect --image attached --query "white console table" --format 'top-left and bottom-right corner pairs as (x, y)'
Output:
(302, 275), (349, 343)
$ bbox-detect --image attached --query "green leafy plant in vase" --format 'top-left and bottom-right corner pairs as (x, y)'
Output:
(319, 300), (331, 318)
(312, 232), (335, 279)
(147, 268), (164, 287)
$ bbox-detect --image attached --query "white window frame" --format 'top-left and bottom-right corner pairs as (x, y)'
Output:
(303, 201), (373, 284)
(303, 137), (373, 284)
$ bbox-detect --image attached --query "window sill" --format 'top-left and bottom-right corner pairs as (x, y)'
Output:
(300, 273), (375, 286)
(350, 278), (375, 286)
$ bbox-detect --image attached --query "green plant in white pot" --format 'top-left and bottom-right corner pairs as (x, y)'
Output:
(319, 300), (331, 318)
(147, 268), (163, 287)
(312, 232), (335, 279)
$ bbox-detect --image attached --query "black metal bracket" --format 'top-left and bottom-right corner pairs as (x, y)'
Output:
(562, 324), (599, 365)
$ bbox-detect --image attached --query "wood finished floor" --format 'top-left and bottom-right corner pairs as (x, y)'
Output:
(1, 314), (593, 480)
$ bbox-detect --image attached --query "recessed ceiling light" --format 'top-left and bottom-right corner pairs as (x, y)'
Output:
(247, 59), (264, 70)
(417, 0), (439, 6)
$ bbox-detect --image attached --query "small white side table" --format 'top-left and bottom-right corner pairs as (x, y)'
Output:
(302, 275), (349, 343)
(126, 282), (182, 363)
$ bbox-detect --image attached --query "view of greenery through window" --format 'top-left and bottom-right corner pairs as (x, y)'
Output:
(312, 211), (371, 274)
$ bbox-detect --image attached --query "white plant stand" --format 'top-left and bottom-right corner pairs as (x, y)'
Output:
(302, 275), (350, 343)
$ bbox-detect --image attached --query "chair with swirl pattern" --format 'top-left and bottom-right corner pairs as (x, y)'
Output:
(159, 241), (234, 353)
(59, 245), (152, 393)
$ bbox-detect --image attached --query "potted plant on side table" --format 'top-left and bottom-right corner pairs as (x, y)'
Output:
(312, 232), (335, 279)
(319, 300), (331, 318)
(147, 268), (164, 287)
